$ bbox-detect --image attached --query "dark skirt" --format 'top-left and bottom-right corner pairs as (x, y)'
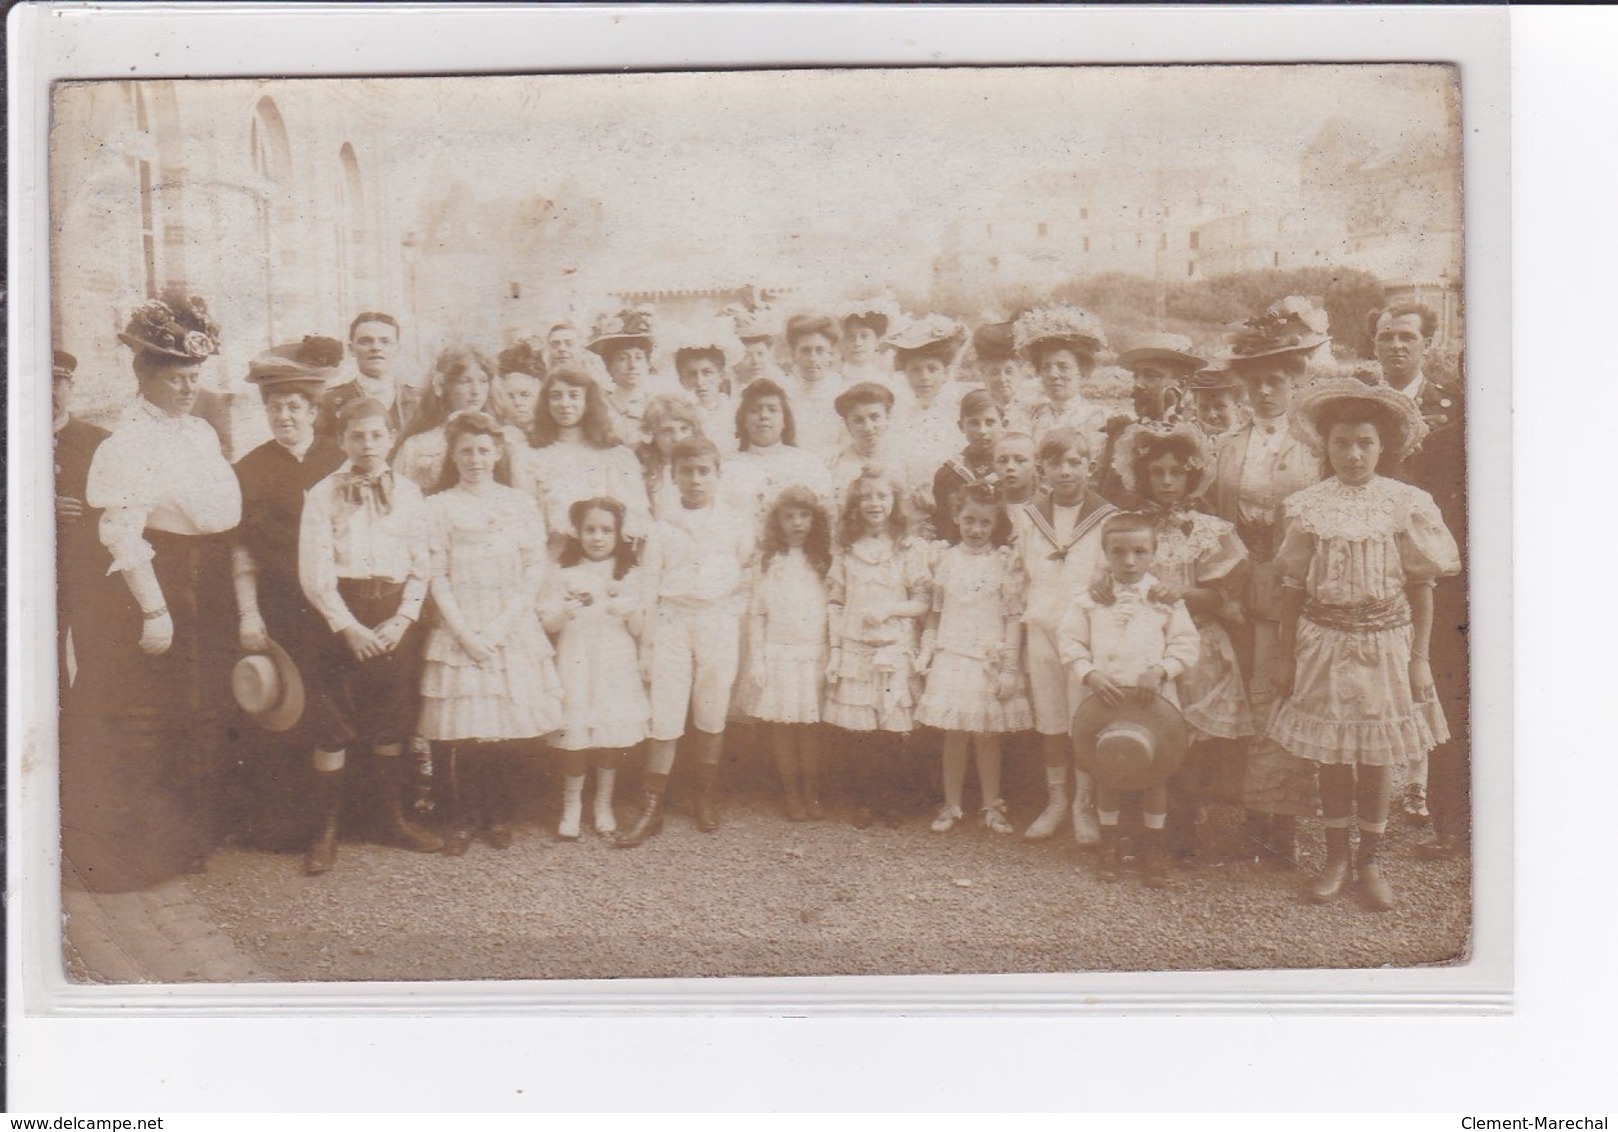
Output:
(59, 530), (235, 893)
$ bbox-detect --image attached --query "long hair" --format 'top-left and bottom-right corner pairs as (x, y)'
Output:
(557, 496), (639, 581)
(735, 377), (797, 451)
(837, 465), (911, 548)
(532, 364), (618, 449)
(398, 345), (497, 451)
(946, 480), (1014, 548)
(1129, 431), (1212, 504)
(636, 393), (706, 478)
(429, 409), (514, 495)
(761, 484), (834, 577)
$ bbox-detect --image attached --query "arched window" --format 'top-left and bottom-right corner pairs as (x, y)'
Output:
(334, 143), (365, 314)
(250, 97), (292, 340)
(126, 85), (160, 297)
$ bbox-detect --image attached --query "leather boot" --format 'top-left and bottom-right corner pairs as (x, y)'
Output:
(614, 791), (665, 848)
(381, 754), (445, 853)
(303, 766), (344, 876)
(1309, 826), (1353, 903)
(694, 763), (721, 833)
(1140, 827), (1169, 889)
(1097, 824), (1122, 883)
(1070, 774), (1102, 846)
(433, 746), (471, 856)
(1356, 829), (1394, 911)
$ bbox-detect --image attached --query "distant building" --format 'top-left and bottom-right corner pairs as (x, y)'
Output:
(51, 80), (408, 453)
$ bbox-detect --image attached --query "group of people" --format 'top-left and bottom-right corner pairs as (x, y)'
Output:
(53, 285), (1468, 913)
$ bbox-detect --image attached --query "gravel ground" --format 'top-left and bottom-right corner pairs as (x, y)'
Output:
(179, 742), (1472, 983)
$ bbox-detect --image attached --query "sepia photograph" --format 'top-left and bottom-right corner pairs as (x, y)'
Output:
(44, 61), (1475, 987)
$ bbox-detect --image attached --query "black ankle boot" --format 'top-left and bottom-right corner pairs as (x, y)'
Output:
(481, 748), (514, 850)
(303, 766), (344, 876)
(614, 791), (665, 848)
(434, 746), (471, 857)
(694, 763), (721, 833)
(382, 754), (445, 853)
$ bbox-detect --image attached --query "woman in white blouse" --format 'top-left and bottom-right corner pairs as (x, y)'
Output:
(77, 294), (242, 889)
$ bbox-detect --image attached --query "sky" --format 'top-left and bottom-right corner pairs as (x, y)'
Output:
(378, 63), (1457, 277)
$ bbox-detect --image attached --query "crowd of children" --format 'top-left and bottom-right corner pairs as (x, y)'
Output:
(55, 290), (1463, 914)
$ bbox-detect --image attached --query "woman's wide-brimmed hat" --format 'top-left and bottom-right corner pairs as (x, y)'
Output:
(841, 296), (900, 338)
(586, 307), (655, 359)
(887, 313), (966, 364)
(1291, 369), (1430, 462)
(1225, 296), (1330, 365)
(666, 318), (744, 368)
(52, 350), (78, 380)
(231, 638), (306, 733)
(247, 336), (345, 389)
(118, 292), (221, 361)
(1111, 418), (1216, 499)
(1118, 332), (1206, 373)
(723, 303), (778, 343)
(1072, 692), (1190, 792)
(1013, 306), (1109, 361)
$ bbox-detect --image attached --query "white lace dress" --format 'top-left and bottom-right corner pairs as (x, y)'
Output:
(546, 559), (650, 751)
(1266, 476), (1461, 767)
(914, 544), (1033, 734)
(740, 548), (830, 724)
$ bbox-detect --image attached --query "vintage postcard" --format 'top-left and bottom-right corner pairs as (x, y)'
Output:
(43, 62), (1476, 989)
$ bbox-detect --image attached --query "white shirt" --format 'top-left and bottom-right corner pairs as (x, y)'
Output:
(789, 376), (845, 456)
(299, 461), (429, 633)
(1237, 415), (1291, 525)
(1057, 573), (1201, 700)
(641, 500), (754, 612)
(86, 398), (242, 573)
(1396, 370), (1426, 404)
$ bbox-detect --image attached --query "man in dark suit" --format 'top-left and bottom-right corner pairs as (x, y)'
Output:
(1372, 302), (1469, 858)
(316, 312), (421, 441)
(53, 349), (118, 705)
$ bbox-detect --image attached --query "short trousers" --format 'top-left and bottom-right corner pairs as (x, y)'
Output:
(1025, 621), (1079, 737)
(649, 603), (742, 741)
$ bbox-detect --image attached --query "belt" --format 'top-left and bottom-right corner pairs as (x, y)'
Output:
(1302, 593), (1411, 633)
(338, 577), (406, 601)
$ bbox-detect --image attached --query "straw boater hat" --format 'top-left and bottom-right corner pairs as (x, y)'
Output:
(972, 320), (1018, 363)
(886, 313), (967, 364)
(1110, 418), (1217, 500)
(586, 307), (656, 359)
(118, 292), (221, 361)
(1224, 296), (1330, 365)
(1291, 369), (1430, 462)
(246, 336), (345, 391)
(1187, 360), (1243, 394)
(231, 638), (306, 733)
(1118, 332), (1206, 374)
(1072, 692), (1191, 793)
(1013, 306), (1109, 361)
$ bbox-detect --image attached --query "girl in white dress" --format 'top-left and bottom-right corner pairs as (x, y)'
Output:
(741, 486), (834, 821)
(1267, 376), (1460, 910)
(530, 364), (652, 556)
(541, 497), (649, 840)
(419, 411), (565, 854)
(914, 483), (1032, 834)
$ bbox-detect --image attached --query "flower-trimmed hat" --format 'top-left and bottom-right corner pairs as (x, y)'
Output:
(841, 296), (900, 338)
(1225, 295), (1329, 365)
(586, 306), (655, 359)
(1111, 418), (1217, 500)
(247, 336), (345, 390)
(972, 320), (1018, 363)
(1291, 369), (1430, 462)
(722, 303), (778, 344)
(1072, 692), (1190, 793)
(666, 318), (744, 370)
(1118, 332), (1205, 373)
(1013, 306), (1109, 361)
(498, 340), (546, 380)
(887, 313), (966, 366)
(119, 291), (221, 361)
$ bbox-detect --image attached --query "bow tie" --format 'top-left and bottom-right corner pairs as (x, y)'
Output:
(1148, 505), (1195, 536)
(345, 469), (394, 511)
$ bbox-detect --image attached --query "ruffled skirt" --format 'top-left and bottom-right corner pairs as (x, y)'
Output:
(419, 624), (566, 742)
(823, 641), (919, 734)
(914, 650), (1033, 734)
(1179, 621), (1256, 742)
(1266, 617), (1448, 768)
(742, 642), (826, 725)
